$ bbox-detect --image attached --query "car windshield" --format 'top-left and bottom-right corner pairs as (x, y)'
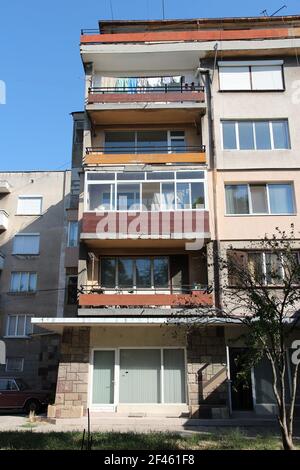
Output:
(15, 378), (29, 391)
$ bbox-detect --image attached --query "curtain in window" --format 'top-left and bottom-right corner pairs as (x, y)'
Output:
(269, 184), (294, 214)
(225, 185), (249, 214)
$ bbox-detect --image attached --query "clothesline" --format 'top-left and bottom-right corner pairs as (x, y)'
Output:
(99, 75), (183, 91)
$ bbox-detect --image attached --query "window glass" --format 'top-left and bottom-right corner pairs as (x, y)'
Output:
(20, 273), (29, 292)
(191, 183), (205, 209)
(101, 258), (116, 288)
(136, 258), (151, 288)
(7, 315), (17, 336)
(66, 276), (78, 305)
(177, 183), (190, 209)
(248, 253), (264, 283)
(0, 379), (9, 391)
(269, 184), (294, 214)
(265, 253), (283, 285)
(161, 183), (175, 210)
(87, 173), (115, 180)
(88, 184), (113, 211)
(117, 172), (145, 180)
(13, 234), (40, 255)
(250, 185), (268, 213)
(238, 122), (254, 150)
(6, 359), (23, 373)
(146, 172), (174, 180)
(225, 185), (249, 214)
(118, 258), (134, 288)
(142, 183), (160, 211)
(254, 122), (271, 149)
(16, 315), (25, 336)
(104, 132), (135, 153)
(10, 274), (20, 292)
(68, 222), (78, 247)
(222, 122), (237, 149)
(153, 257), (169, 288)
(28, 273), (37, 292)
(137, 131), (167, 153)
(176, 171), (204, 180)
(25, 316), (33, 336)
(272, 121), (290, 149)
(117, 184), (140, 211)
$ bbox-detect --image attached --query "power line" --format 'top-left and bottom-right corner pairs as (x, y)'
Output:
(162, 0), (165, 20)
(109, 0), (114, 20)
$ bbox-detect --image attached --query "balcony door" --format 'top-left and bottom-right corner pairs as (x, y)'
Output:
(92, 350), (115, 410)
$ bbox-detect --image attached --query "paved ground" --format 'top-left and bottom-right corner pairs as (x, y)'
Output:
(1, 413), (297, 436)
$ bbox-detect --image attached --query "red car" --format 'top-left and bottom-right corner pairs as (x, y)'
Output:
(0, 377), (50, 414)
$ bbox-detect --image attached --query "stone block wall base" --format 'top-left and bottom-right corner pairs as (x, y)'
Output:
(189, 405), (229, 419)
(47, 404), (84, 419)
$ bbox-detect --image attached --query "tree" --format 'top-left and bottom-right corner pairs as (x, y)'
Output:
(169, 226), (300, 450)
(218, 226), (300, 450)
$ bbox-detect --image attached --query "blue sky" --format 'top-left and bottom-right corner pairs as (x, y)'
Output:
(0, 0), (299, 171)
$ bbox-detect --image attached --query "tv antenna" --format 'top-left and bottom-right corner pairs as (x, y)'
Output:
(260, 5), (287, 17)
(162, 0), (165, 20)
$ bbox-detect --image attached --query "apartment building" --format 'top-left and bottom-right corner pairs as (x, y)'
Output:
(34, 15), (300, 419)
(0, 171), (72, 390)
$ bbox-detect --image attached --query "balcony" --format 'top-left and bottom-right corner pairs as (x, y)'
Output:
(0, 181), (11, 194)
(84, 145), (206, 166)
(86, 83), (206, 125)
(0, 210), (9, 231)
(78, 286), (213, 309)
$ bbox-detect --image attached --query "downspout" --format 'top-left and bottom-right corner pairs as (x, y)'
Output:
(197, 66), (221, 311)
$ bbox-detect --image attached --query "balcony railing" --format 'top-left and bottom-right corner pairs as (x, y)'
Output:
(86, 145), (205, 155)
(87, 85), (205, 105)
(89, 85), (204, 94)
(78, 285), (213, 308)
(84, 145), (206, 165)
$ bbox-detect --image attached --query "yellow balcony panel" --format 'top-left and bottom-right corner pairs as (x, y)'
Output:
(84, 151), (206, 166)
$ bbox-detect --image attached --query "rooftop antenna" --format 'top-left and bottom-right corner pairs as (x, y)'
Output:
(260, 9), (269, 16)
(162, 0), (165, 20)
(270, 5), (287, 16)
(109, 0), (114, 20)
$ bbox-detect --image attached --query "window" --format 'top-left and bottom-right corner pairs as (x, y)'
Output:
(6, 314), (33, 337)
(5, 358), (24, 373)
(66, 276), (78, 305)
(221, 120), (290, 150)
(86, 170), (206, 212)
(225, 183), (295, 215)
(17, 196), (43, 215)
(0, 378), (18, 390)
(219, 61), (284, 91)
(100, 256), (169, 290)
(104, 130), (185, 154)
(10, 272), (37, 293)
(12, 234), (40, 255)
(74, 120), (84, 144)
(67, 221), (78, 247)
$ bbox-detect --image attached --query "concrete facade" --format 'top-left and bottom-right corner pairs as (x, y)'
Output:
(0, 171), (71, 389)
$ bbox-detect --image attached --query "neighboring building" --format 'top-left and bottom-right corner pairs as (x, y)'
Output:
(33, 15), (300, 418)
(0, 171), (71, 390)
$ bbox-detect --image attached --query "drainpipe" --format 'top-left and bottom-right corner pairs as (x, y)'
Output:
(197, 66), (221, 311)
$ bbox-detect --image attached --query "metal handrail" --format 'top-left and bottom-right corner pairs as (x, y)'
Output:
(78, 284), (209, 295)
(85, 145), (206, 155)
(81, 29), (99, 35)
(89, 85), (204, 94)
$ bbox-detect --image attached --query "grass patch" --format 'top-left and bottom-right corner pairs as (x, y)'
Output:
(0, 428), (298, 450)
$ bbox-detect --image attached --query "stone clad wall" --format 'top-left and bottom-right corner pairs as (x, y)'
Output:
(187, 326), (228, 418)
(48, 327), (90, 419)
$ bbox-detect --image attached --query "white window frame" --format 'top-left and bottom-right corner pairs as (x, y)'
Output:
(17, 196), (43, 216)
(218, 60), (284, 91)
(84, 170), (208, 212)
(67, 221), (78, 248)
(12, 233), (40, 255)
(225, 182), (295, 216)
(5, 357), (24, 373)
(89, 347), (187, 410)
(10, 272), (37, 293)
(221, 120), (290, 151)
(6, 314), (33, 338)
